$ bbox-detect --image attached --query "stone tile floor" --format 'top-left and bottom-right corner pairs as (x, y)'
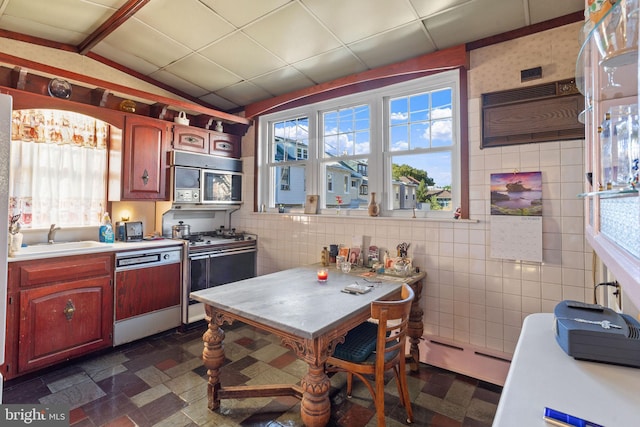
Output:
(2, 322), (502, 426)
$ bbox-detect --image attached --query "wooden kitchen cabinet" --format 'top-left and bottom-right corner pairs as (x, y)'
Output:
(173, 123), (241, 158)
(173, 124), (209, 154)
(2, 254), (113, 379)
(122, 114), (170, 200)
(209, 131), (241, 158)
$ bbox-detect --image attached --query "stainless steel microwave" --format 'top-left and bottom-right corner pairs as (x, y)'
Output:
(171, 151), (242, 205)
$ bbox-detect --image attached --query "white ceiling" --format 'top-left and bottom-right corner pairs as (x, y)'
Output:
(0, 0), (584, 111)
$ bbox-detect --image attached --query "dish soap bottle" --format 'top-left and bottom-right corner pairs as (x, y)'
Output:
(99, 212), (115, 243)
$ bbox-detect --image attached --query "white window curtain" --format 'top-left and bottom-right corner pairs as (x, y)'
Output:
(9, 110), (108, 228)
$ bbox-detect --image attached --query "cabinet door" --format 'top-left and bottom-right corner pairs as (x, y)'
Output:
(122, 115), (169, 200)
(173, 124), (208, 154)
(18, 277), (113, 373)
(115, 263), (181, 320)
(209, 131), (241, 158)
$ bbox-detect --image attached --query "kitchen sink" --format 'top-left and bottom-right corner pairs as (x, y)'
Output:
(11, 241), (110, 257)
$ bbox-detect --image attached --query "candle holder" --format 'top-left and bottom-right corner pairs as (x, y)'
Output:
(317, 268), (328, 282)
(340, 261), (351, 274)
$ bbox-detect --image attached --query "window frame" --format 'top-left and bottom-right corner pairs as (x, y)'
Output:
(256, 70), (464, 218)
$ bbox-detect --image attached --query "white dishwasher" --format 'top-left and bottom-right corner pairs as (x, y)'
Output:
(113, 247), (182, 346)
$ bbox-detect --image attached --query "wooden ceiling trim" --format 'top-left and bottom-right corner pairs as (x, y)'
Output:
(0, 28), (77, 52)
(78, 0), (151, 55)
(0, 50), (250, 125)
(244, 44), (469, 119)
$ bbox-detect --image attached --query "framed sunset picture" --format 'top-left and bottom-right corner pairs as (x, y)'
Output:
(490, 171), (542, 216)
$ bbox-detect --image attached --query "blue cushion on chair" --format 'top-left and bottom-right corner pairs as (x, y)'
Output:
(332, 321), (378, 362)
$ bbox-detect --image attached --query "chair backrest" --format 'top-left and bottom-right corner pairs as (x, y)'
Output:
(371, 284), (415, 368)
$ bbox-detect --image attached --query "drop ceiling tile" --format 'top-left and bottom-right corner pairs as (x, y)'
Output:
(135, 0), (235, 50)
(164, 53), (241, 92)
(0, 15), (86, 45)
(243, 2), (341, 64)
(349, 22), (437, 69)
(250, 66), (315, 96)
(199, 0), (291, 28)
(92, 41), (162, 76)
(409, 0), (470, 18)
(199, 32), (286, 79)
(528, 0), (584, 24)
(101, 18), (191, 68)
(198, 93), (240, 111)
(0, 0), (122, 44)
(423, 0), (527, 49)
(294, 48), (368, 83)
(149, 69), (210, 98)
(198, 92), (240, 111)
(303, 0), (417, 44)
(215, 81), (273, 106)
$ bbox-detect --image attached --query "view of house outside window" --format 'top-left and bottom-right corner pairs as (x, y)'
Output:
(271, 117), (308, 207)
(322, 104), (370, 208)
(260, 70), (460, 216)
(387, 88), (454, 212)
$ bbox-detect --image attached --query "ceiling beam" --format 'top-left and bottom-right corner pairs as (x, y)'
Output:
(78, 0), (150, 55)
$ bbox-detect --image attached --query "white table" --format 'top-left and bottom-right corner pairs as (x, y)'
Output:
(493, 313), (640, 426)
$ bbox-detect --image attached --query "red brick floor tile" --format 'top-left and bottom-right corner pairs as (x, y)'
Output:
(155, 358), (178, 371)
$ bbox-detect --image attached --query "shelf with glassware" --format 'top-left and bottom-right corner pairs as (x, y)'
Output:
(577, 0), (640, 309)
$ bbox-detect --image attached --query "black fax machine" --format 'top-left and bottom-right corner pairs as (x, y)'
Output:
(554, 300), (640, 368)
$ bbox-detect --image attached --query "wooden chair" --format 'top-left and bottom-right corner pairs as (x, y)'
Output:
(327, 283), (415, 426)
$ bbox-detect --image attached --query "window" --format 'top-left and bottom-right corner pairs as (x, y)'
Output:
(9, 109), (108, 228)
(257, 70), (461, 217)
(269, 117), (308, 207)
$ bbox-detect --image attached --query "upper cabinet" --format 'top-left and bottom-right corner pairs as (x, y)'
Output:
(578, 0), (640, 307)
(122, 115), (170, 200)
(108, 115), (170, 201)
(173, 124), (241, 158)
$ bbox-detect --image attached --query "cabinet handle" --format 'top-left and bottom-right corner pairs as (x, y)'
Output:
(63, 299), (75, 320)
(142, 169), (149, 185)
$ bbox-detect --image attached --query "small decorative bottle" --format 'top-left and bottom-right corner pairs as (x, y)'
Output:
(321, 247), (329, 266)
(368, 192), (379, 217)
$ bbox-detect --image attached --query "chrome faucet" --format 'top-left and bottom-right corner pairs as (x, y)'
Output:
(48, 224), (61, 244)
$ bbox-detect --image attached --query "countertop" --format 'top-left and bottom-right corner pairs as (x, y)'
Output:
(492, 313), (640, 427)
(7, 238), (185, 262)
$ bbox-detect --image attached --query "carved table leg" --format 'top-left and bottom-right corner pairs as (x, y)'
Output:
(407, 278), (424, 372)
(300, 364), (331, 427)
(202, 307), (226, 411)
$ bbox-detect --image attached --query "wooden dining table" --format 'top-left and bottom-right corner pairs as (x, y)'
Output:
(190, 264), (425, 427)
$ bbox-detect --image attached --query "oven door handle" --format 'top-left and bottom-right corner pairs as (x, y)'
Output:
(189, 254), (211, 260)
(207, 248), (256, 257)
